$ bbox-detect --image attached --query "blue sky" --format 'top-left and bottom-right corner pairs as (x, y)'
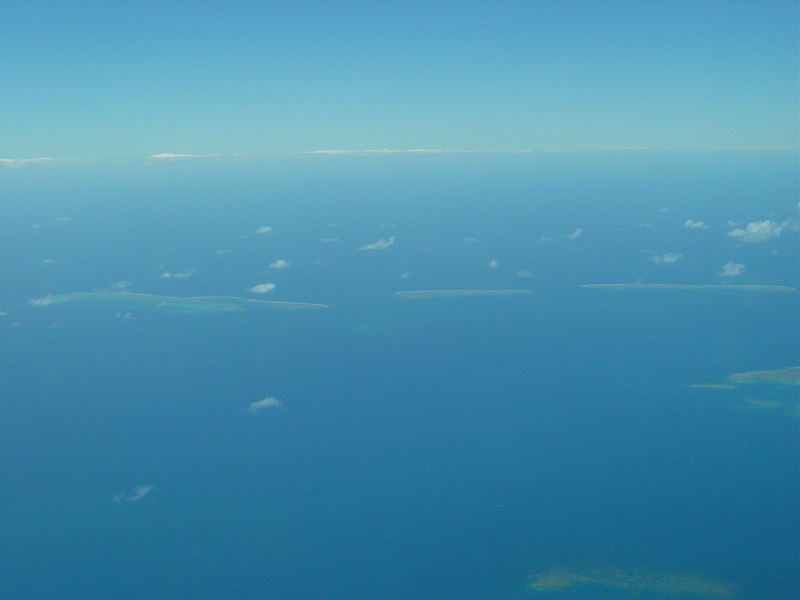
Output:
(2, 0), (797, 157)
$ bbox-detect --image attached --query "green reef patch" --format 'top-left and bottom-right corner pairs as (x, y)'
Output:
(689, 367), (799, 417)
(28, 292), (329, 313)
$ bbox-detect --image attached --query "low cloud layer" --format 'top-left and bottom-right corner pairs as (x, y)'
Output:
(246, 282), (276, 294)
(727, 220), (787, 243)
(565, 228), (583, 240)
(114, 485), (154, 503)
(683, 219), (708, 229)
(650, 252), (683, 264)
(718, 262), (746, 277)
(159, 270), (195, 279)
(359, 236), (396, 251)
(245, 396), (283, 413)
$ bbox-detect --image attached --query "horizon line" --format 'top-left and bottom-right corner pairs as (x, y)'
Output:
(1, 146), (798, 166)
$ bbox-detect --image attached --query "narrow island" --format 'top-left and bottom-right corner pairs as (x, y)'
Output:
(394, 289), (533, 299)
(527, 565), (734, 598)
(582, 283), (796, 292)
(28, 292), (329, 313)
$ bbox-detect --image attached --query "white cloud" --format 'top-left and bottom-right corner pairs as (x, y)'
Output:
(0, 157), (57, 168)
(400, 272), (411, 279)
(269, 259), (290, 269)
(115, 312), (134, 320)
(658, 207), (671, 213)
(254, 226), (273, 234)
(650, 252), (683, 264)
(28, 295), (55, 307)
(148, 153), (220, 160)
(110, 280), (132, 290)
(42, 258), (56, 264)
(359, 236), (395, 251)
(113, 485), (154, 504)
(488, 259), (500, 269)
(565, 228), (583, 240)
(727, 220), (788, 243)
(246, 282), (276, 294)
(305, 148), (488, 155)
(537, 236), (556, 243)
(159, 269), (195, 279)
(244, 396), (283, 413)
(683, 219), (708, 229)
(717, 262), (746, 277)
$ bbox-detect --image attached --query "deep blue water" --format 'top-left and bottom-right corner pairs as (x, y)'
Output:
(1, 153), (798, 599)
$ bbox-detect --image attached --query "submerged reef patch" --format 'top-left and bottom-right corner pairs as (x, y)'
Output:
(527, 565), (734, 598)
(394, 289), (532, 299)
(28, 292), (329, 313)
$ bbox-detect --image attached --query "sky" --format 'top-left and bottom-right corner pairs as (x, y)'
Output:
(1, 0), (798, 158)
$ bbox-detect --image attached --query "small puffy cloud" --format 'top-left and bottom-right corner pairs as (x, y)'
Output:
(159, 269), (195, 279)
(244, 396), (283, 413)
(650, 252), (683, 264)
(400, 272), (411, 279)
(537, 236), (556, 243)
(683, 219), (708, 229)
(246, 282), (276, 294)
(269, 259), (290, 269)
(110, 280), (132, 290)
(727, 220), (787, 243)
(29, 295), (55, 307)
(488, 259), (500, 269)
(42, 258), (56, 264)
(565, 228), (583, 240)
(254, 226), (273, 234)
(321, 237), (340, 244)
(113, 485), (154, 504)
(359, 236), (395, 251)
(115, 312), (134, 320)
(718, 262), (746, 277)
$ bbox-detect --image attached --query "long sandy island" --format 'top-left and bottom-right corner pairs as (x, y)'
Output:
(582, 283), (796, 292)
(29, 292), (329, 312)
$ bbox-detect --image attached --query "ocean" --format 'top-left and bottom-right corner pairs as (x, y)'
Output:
(1, 152), (798, 599)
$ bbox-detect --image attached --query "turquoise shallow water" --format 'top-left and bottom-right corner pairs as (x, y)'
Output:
(1, 153), (798, 599)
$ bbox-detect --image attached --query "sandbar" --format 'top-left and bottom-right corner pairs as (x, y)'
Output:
(394, 289), (532, 299)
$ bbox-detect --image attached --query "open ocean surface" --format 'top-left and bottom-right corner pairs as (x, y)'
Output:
(1, 152), (798, 599)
